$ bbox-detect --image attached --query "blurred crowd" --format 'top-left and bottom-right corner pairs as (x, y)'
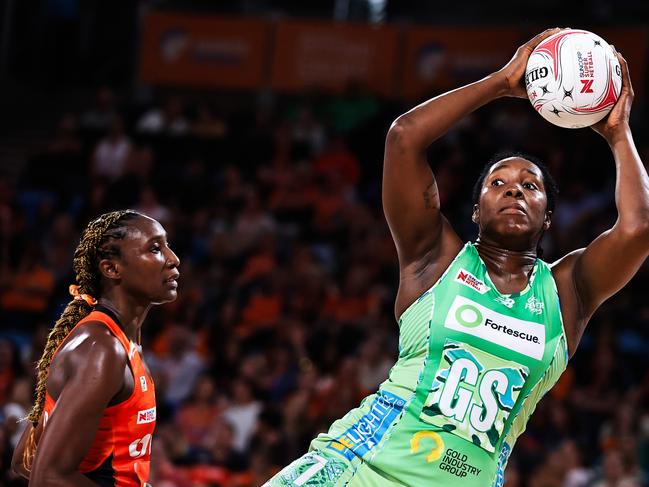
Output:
(1, 84), (649, 487)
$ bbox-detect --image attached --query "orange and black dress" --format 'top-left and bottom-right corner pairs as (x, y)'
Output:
(44, 307), (156, 486)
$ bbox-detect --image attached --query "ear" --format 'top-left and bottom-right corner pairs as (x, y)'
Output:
(98, 258), (121, 281)
(543, 210), (552, 231)
(472, 204), (480, 224)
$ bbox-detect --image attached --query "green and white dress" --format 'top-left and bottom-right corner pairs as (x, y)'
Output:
(265, 242), (568, 486)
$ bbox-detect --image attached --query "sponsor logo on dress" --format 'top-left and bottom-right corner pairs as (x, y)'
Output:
(136, 407), (156, 424)
(494, 443), (512, 487)
(445, 295), (545, 359)
(140, 376), (148, 392)
(410, 431), (445, 462)
(409, 431), (484, 478)
(525, 296), (544, 315)
(327, 391), (405, 461)
(455, 268), (490, 294)
(495, 296), (515, 308)
(438, 448), (483, 478)
(129, 434), (152, 458)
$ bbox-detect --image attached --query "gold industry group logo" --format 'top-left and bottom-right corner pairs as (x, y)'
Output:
(410, 431), (445, 462)
(410, 431), (483, 478)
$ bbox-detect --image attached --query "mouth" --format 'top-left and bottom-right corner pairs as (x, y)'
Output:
(164, 273), (180, 288)
(499, 204), (527, 215)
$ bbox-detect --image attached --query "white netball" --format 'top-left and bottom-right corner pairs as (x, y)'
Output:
(525, 29), (622, 128)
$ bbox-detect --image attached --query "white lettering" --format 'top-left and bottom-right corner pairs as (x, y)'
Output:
(470, 370), (508, 432)
(439, 358), (479, 422)
(129, 434), (152, 458)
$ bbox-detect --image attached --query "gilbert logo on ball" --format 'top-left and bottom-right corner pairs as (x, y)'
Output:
(525, 29), (622, 128)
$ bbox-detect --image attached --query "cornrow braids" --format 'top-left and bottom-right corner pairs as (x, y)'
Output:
(23, 209), (142, 470)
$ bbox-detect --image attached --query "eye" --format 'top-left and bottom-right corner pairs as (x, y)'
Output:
(523, 182), (538, 190)
(150, 244), (161, 253)
(491, 179), (504, 187)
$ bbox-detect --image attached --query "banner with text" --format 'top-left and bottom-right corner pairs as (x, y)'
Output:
(139, 13), (269, 89)
(138, 14), (648, 99)
(271, 20), (399, 96)
(402, 27), (647, 100)
(401, 27), (521, 99)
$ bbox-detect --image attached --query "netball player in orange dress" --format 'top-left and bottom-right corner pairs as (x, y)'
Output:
(11, 210), (180, 486)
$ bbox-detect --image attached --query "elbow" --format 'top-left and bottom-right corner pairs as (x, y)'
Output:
(618, 215), (649, 241)
(386, 115), (418, 152)
(11, 446), (30, 480)
(11, 458), (28, 480)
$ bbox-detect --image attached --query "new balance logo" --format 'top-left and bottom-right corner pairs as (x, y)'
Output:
(136, 407), (156, 424)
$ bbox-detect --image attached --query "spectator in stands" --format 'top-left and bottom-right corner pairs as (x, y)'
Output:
(90, 115), (132, 182)
(80, 86), (118, 133)
(592, 450), (643, 487)
(137, 97), (190, 136)
(223, 377), (262, 453)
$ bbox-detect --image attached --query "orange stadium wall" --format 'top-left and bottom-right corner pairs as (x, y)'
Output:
(270, 19), (399, 96)
(401, 27), (522, 98)
(139, 13), (648, 99)
(401, 27), (648, 99)
(139, 12), (269, 89)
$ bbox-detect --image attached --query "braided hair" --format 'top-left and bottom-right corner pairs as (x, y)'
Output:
(23, 209), (142, 470)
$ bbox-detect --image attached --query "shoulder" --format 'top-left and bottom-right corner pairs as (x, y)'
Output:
(549, 249), (588, 357)
(46, 320), (129, 405)
(61, 321), (128, 379)
(549, 248), (585, 280)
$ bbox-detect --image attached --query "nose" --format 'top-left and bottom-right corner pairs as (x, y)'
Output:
(505, 185), (523, 198)
(165, 248), (180, 268)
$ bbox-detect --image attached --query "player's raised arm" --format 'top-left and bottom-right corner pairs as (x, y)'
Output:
(555, 53), (649, 337)
(383, 28), (562, 268)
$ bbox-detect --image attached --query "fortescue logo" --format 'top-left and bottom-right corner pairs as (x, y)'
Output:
(445, 296), (545, 360)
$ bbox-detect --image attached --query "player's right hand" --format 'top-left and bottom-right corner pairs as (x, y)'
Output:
(495, 28), (562, 99)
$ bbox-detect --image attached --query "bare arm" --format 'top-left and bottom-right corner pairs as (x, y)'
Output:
(383, 78), (496, 265)
(29, 329), (126, 487)
(553, 54), (649, 352)
(11, 418), (43, 480)
(384, 28), (561, 316)
(383, 28), (562, 266)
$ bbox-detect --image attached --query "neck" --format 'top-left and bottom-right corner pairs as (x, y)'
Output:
(474, 237), (537, 279)
(96, 295), (151, 345)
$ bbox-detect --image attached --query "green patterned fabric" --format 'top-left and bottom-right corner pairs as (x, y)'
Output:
(265, 243), (568, 486)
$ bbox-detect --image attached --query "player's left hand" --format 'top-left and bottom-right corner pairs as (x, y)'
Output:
(591, 52), (633, 143)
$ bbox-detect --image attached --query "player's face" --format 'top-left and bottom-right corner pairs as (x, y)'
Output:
(474, 158), (550, 246)
(116, 216), (180, 305)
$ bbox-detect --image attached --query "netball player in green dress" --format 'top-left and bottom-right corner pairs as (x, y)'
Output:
(265, 28), (647, 486)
